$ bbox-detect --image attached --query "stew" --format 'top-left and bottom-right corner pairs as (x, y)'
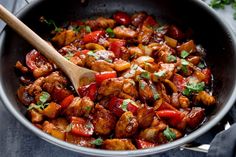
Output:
(15, 11), (216, 150)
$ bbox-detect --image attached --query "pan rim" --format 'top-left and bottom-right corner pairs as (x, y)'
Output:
(0, 0), (236, 156)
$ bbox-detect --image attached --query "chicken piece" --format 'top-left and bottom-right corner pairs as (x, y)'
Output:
(85, 50), (115, 68)
(194, 91), (216, 106)
(96, 17), (116, 28)
(52, 29), (77, 46)
(115, 111), (138, 138)
(128, 46), (144, 58)
(179, 95), (190, 108)
(187, 56), (201, 65)
(17, 86), (35, 106)
(158, 63), (175, 80)
(98, 77), (123, 96)
(43, 71), (68, 93)
(85, 17), (116, 30)
(138, 25), (153, 44)
(42, 121), (65, 140)
(27, 77), (45, 96)
(50, 118), (69, 130)
(15, 61), (29, 73)
(139, 122), (167, 143)
(156, 82), (171, 103)
(58, 45), (77, 55)
(91, 60), (114, 72)
(113, 26), (137, 39)
(137, 105), (155, 129)
(103, 139), (136, 150)
(65, 132), (95, 148)
(42, 102), (61, 119)
(187, 107), (205, 129)
(64, 96), (94, 117)
(113, 59), (131, 71)
(98, 78), (138, 98)
(27, 108), (43, 123)
(131, 12), (147, 27)
(138, 80), (153, 101)
(92, 104), (116, 136)
(122, 79), (138, 98)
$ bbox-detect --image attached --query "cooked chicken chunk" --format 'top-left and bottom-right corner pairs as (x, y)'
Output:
(103, 139), (136, 150)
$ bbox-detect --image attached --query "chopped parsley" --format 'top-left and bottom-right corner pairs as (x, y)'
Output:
(64, 51), (74, 60)
(163, 127), (176, 141)
(154, 70), (166, 78)
(139, 80), (146, 90)
(150, 84), (159, 100)
(167, 54), (177, 62)
(121, 99), (137, 112)
(140, 71), (151, 80)
(87, 51), (100, 60)
(85, 26), (91, 33)
(40, 17), (62, 32)
(84, 106), (92, 111)
(91, 137), (103, 146)
(106, 28), (115, 37)
(28, 91), (50, 110)
(181, 59), (189, 74)
(182, 82), (205, 96)
(180, 50), (189, 58)
(197, 62), (206, 69)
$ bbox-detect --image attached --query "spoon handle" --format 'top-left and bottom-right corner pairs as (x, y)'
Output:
(0, 4), (93, 77)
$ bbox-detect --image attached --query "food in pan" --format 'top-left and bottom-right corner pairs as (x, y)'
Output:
(15, 11), (216, 150)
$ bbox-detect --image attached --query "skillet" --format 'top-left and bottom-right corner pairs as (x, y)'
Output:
(0, 0), (236, 156)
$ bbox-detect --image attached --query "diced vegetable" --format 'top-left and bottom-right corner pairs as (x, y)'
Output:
(83, 30), (105, 43)
(95, 71), (117, 84)
(113, 11), (131, 25)
(60, 95), (74, 109)
(78, 82), (97, 101)
(70, 117), (94, 137)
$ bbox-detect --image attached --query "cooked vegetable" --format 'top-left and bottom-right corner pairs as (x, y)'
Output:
(16, 11), (216, 150)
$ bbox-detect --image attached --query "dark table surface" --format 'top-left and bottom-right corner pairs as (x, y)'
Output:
(0, 0), (235, 157)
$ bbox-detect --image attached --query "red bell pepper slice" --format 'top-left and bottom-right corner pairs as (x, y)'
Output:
(136, 139), (155, 149)
(173, 73), (186, 92)
(113, 11), (131, 25)
(95, 71), (117, 84)
(108, 97), (139, 116)
(78, 82), (97, 101)
(83, 30), (105, 43)
(60, 95), (74, 109)
(156, 110), (184, 125)
(127, 102), (139, 114)
(74, 50), (90, 56)
(70, 117), (94, 137)
(108, 40), (126, 58)
(51, 86), (72, 103)
(202, 68), (211, 84)
(143, 16), (158, 27)
(108, 97), (124, 117)
(157, 101), (179, 112)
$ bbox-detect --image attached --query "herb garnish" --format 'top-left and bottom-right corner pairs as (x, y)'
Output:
(140, 71), (151, 80)
(40, 17), (62, 32)
(154, 70), (166, 78)
(182, 82), (205, 96)
(167, 54), (177, 62)
(106, 28), (115, 37)
(163, 126), (176, 141)
(28, 91), (50, 110)
(121, 99), (137, 112)
(180, 50), (189, 58)
(91, 137), (103, 146)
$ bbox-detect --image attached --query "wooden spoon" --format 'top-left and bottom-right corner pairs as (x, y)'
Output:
(0, 4), (97, 94)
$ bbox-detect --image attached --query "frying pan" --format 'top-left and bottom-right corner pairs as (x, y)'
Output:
(0, 0), (236, 156)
